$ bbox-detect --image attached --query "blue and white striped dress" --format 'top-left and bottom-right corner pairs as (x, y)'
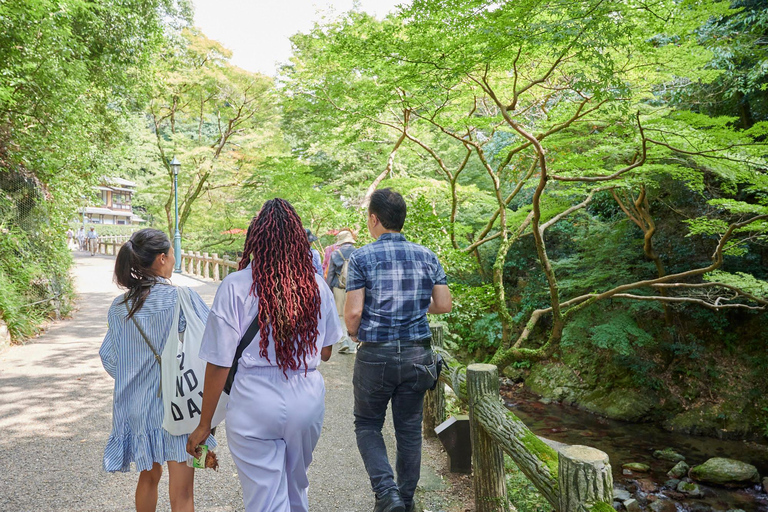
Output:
(99, 283), (217, 472)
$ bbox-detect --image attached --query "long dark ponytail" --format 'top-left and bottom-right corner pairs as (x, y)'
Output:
(115, 228), (171, 318)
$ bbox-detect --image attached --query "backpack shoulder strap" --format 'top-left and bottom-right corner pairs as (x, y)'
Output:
(335, 248), (350, 262)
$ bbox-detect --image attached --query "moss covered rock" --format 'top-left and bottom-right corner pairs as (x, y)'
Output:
(667, 461), (689, 479)
(577, 387), (656, 422)
(525, 362), (586, 404)
(689, 457), (760, 487)
(663, 405), (756, 439)
(676, 480), (704, 498)
(653, 448), (685, 463)
(501, 365), (528, 383)
(622, 462), (650, 472)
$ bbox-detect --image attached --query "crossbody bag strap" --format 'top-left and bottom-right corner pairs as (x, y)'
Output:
(236, 314), (261, 362)
(224, 311), (260, 395)
(125, 298), (163, 398)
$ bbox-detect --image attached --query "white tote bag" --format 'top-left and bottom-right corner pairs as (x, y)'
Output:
(161, 286), (228, 436)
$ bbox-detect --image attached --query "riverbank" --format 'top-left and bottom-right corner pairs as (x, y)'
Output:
(501, 382), (768, 511)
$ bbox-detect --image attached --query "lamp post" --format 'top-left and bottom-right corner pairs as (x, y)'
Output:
(81, 195), (87, 229)
(170, 156), (182, 273)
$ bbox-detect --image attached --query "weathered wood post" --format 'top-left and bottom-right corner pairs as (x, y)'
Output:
(194, 251), (202, 276)
(212, 253), (220, 281)
(111, 239), (117, 255)
(558, 445), (614, 512)
(467, 364), (509, 512)
(187, 251), (194, 274)
(424, 325), (446, 438)
(223, 255), (231, 277)
(203, 252), (210, 279)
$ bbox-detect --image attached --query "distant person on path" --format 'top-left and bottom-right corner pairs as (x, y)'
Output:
(321, 232), (340, 278)
(186, 198), (342, 512)
(306, 228), (323, 275)
(326, 229), (356, 354)
(66, 228), (74, 250)
(87, 226), (99, 256)
(76, 226), (86, 251)
(99, 228), (216, 512)
(345, 188), (452, 512)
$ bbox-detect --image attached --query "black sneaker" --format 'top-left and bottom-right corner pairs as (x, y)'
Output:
(373, 489), (405, 512)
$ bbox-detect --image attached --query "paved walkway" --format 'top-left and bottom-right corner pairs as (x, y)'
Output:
(0, 252), (468, 512)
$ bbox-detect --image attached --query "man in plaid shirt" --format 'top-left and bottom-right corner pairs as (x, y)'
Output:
(345, 188), (452, 512)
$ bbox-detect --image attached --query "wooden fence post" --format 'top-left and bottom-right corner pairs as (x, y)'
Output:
(194, 251), (201, 276)
(203, 252), (210, 279)
(212, 253), (220, 281)
(223, 255), (231, 277)
(467, 364), (509, 512)
(187, 252), (194, 274)
(558, 446), (614, 512)
(424, 325), (446, 438)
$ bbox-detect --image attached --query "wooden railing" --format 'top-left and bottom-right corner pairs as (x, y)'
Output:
(97, 236), (238, 283)
(97, 235), (131, 256)
(425, 325), (615, 512)
(178, 250), (238, 281)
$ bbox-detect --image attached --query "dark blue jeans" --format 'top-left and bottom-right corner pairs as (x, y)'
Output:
(353, 342), (438, 506)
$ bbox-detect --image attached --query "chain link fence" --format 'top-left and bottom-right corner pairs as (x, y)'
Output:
(0, 169), (73, 344)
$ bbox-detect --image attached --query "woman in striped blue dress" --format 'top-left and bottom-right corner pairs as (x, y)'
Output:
(99, 228), (216, 512)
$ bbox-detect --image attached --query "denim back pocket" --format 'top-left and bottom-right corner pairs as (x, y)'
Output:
(412, 360), (438, 392)
(353, 359), (387, 394)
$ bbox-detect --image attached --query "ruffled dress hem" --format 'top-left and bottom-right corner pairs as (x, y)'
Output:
(103, 426), (217, 473)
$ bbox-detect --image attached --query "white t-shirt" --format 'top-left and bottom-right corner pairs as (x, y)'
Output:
(199, 264), (342, 370)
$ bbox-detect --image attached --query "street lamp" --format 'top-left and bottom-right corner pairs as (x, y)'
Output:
(81, 194), (87, 230)
(170, 156), (182, 273)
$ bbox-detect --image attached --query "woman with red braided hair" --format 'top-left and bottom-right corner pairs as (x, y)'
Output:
(186, 198), (342, 512)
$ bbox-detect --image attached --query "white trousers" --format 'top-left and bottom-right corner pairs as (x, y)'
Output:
(226, 366), (326, 512)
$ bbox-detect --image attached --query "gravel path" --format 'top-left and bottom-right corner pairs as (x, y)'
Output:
(0, 252), (469, 512)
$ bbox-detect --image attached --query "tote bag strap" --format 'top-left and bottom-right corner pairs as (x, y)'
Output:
(125, 296), (163, 398)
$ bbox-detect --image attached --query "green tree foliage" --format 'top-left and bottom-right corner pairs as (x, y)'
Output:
(143, 29), (280, 239)
(281, 0), (768, 373)
(0, 0), (189, 340)
(678, 0), (768, 128)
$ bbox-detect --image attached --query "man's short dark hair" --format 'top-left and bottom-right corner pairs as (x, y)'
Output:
(369, 188), (406, 231)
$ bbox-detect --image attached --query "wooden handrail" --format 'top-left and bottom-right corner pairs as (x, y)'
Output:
(96, 238), (237, 283)
(426, 327), (615, 511)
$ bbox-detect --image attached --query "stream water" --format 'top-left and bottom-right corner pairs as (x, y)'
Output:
(500, 384), (768, 511)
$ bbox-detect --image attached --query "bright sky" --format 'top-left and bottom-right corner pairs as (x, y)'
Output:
(192, 0), (405, 76)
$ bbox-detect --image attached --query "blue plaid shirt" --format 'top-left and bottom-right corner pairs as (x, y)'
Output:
(346, 232), (447, 342)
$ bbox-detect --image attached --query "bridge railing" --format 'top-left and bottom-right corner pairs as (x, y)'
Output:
(425, 325), (615, 512)
(97, 235), (130, 256)
(97, 236), (238, 283)
(178, 250), (238, 281)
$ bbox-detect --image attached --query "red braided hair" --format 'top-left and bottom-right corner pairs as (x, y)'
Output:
(238, 199), (321, 374)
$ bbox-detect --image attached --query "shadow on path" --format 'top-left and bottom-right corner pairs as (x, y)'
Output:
(0, 251), (466, 512)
